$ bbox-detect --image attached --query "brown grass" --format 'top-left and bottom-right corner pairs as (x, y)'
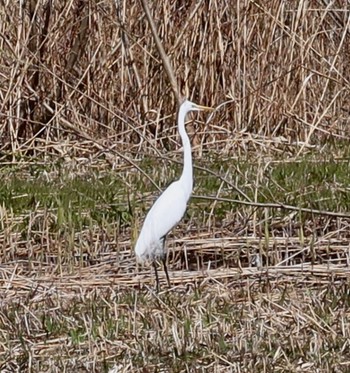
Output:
(1, 1), (350, 372)
(1, 0), (349, 157)
(1, 206), (350, 371)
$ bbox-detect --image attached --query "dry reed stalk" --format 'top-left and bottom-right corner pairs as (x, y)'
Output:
(0, 1), (348, 159)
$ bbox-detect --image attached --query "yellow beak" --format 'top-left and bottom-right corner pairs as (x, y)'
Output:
(195, 104), (214, 111)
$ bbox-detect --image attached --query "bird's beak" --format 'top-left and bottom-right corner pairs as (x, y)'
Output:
(196, 104), (214, 111)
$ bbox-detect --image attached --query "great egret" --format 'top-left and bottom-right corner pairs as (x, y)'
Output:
(135, 99), (213, 290)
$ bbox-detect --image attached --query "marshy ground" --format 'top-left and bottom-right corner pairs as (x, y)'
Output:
(1, 151), (350, 372)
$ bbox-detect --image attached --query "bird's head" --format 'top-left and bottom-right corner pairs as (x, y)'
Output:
(181, 98), (214, 113)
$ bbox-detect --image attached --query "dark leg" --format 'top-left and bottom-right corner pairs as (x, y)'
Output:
(160, 235), (171, 288)
(162, 257), (171, 288)
(153, 261), (160, 292)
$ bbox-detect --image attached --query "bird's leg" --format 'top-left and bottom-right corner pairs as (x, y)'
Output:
(153, 261), (160, 292)
(162, 257), (171, 288)
(160, 235), (171, 288)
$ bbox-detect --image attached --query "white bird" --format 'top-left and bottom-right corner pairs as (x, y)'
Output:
(135, 99), (213, 290)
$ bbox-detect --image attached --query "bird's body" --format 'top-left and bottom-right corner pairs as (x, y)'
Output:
(135, 179), (190, 261)
(135, 99), (212, 289)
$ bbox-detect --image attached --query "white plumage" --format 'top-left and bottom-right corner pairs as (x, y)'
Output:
(135, 99), (213, 289)
(135, 179), (189, 261)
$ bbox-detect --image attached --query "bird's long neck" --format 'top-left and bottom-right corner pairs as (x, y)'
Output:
(178, 105), (193, 196)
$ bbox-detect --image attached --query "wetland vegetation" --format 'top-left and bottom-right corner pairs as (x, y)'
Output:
(1, 1), (350, 372)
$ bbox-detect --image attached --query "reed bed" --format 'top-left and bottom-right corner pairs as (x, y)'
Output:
(1, 0), (349, 158)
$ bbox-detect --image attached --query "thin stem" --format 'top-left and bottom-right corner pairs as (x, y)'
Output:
(140, 0), (181, 103)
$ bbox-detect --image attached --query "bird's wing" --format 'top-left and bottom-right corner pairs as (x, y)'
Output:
(144, 180), (188, 237)
(135, 180), (190, 260)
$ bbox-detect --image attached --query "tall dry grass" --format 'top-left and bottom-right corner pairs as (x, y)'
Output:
(0, 0), (349, 159)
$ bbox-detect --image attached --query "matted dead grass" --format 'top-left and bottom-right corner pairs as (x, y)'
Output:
(1, 206), (350, 371)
